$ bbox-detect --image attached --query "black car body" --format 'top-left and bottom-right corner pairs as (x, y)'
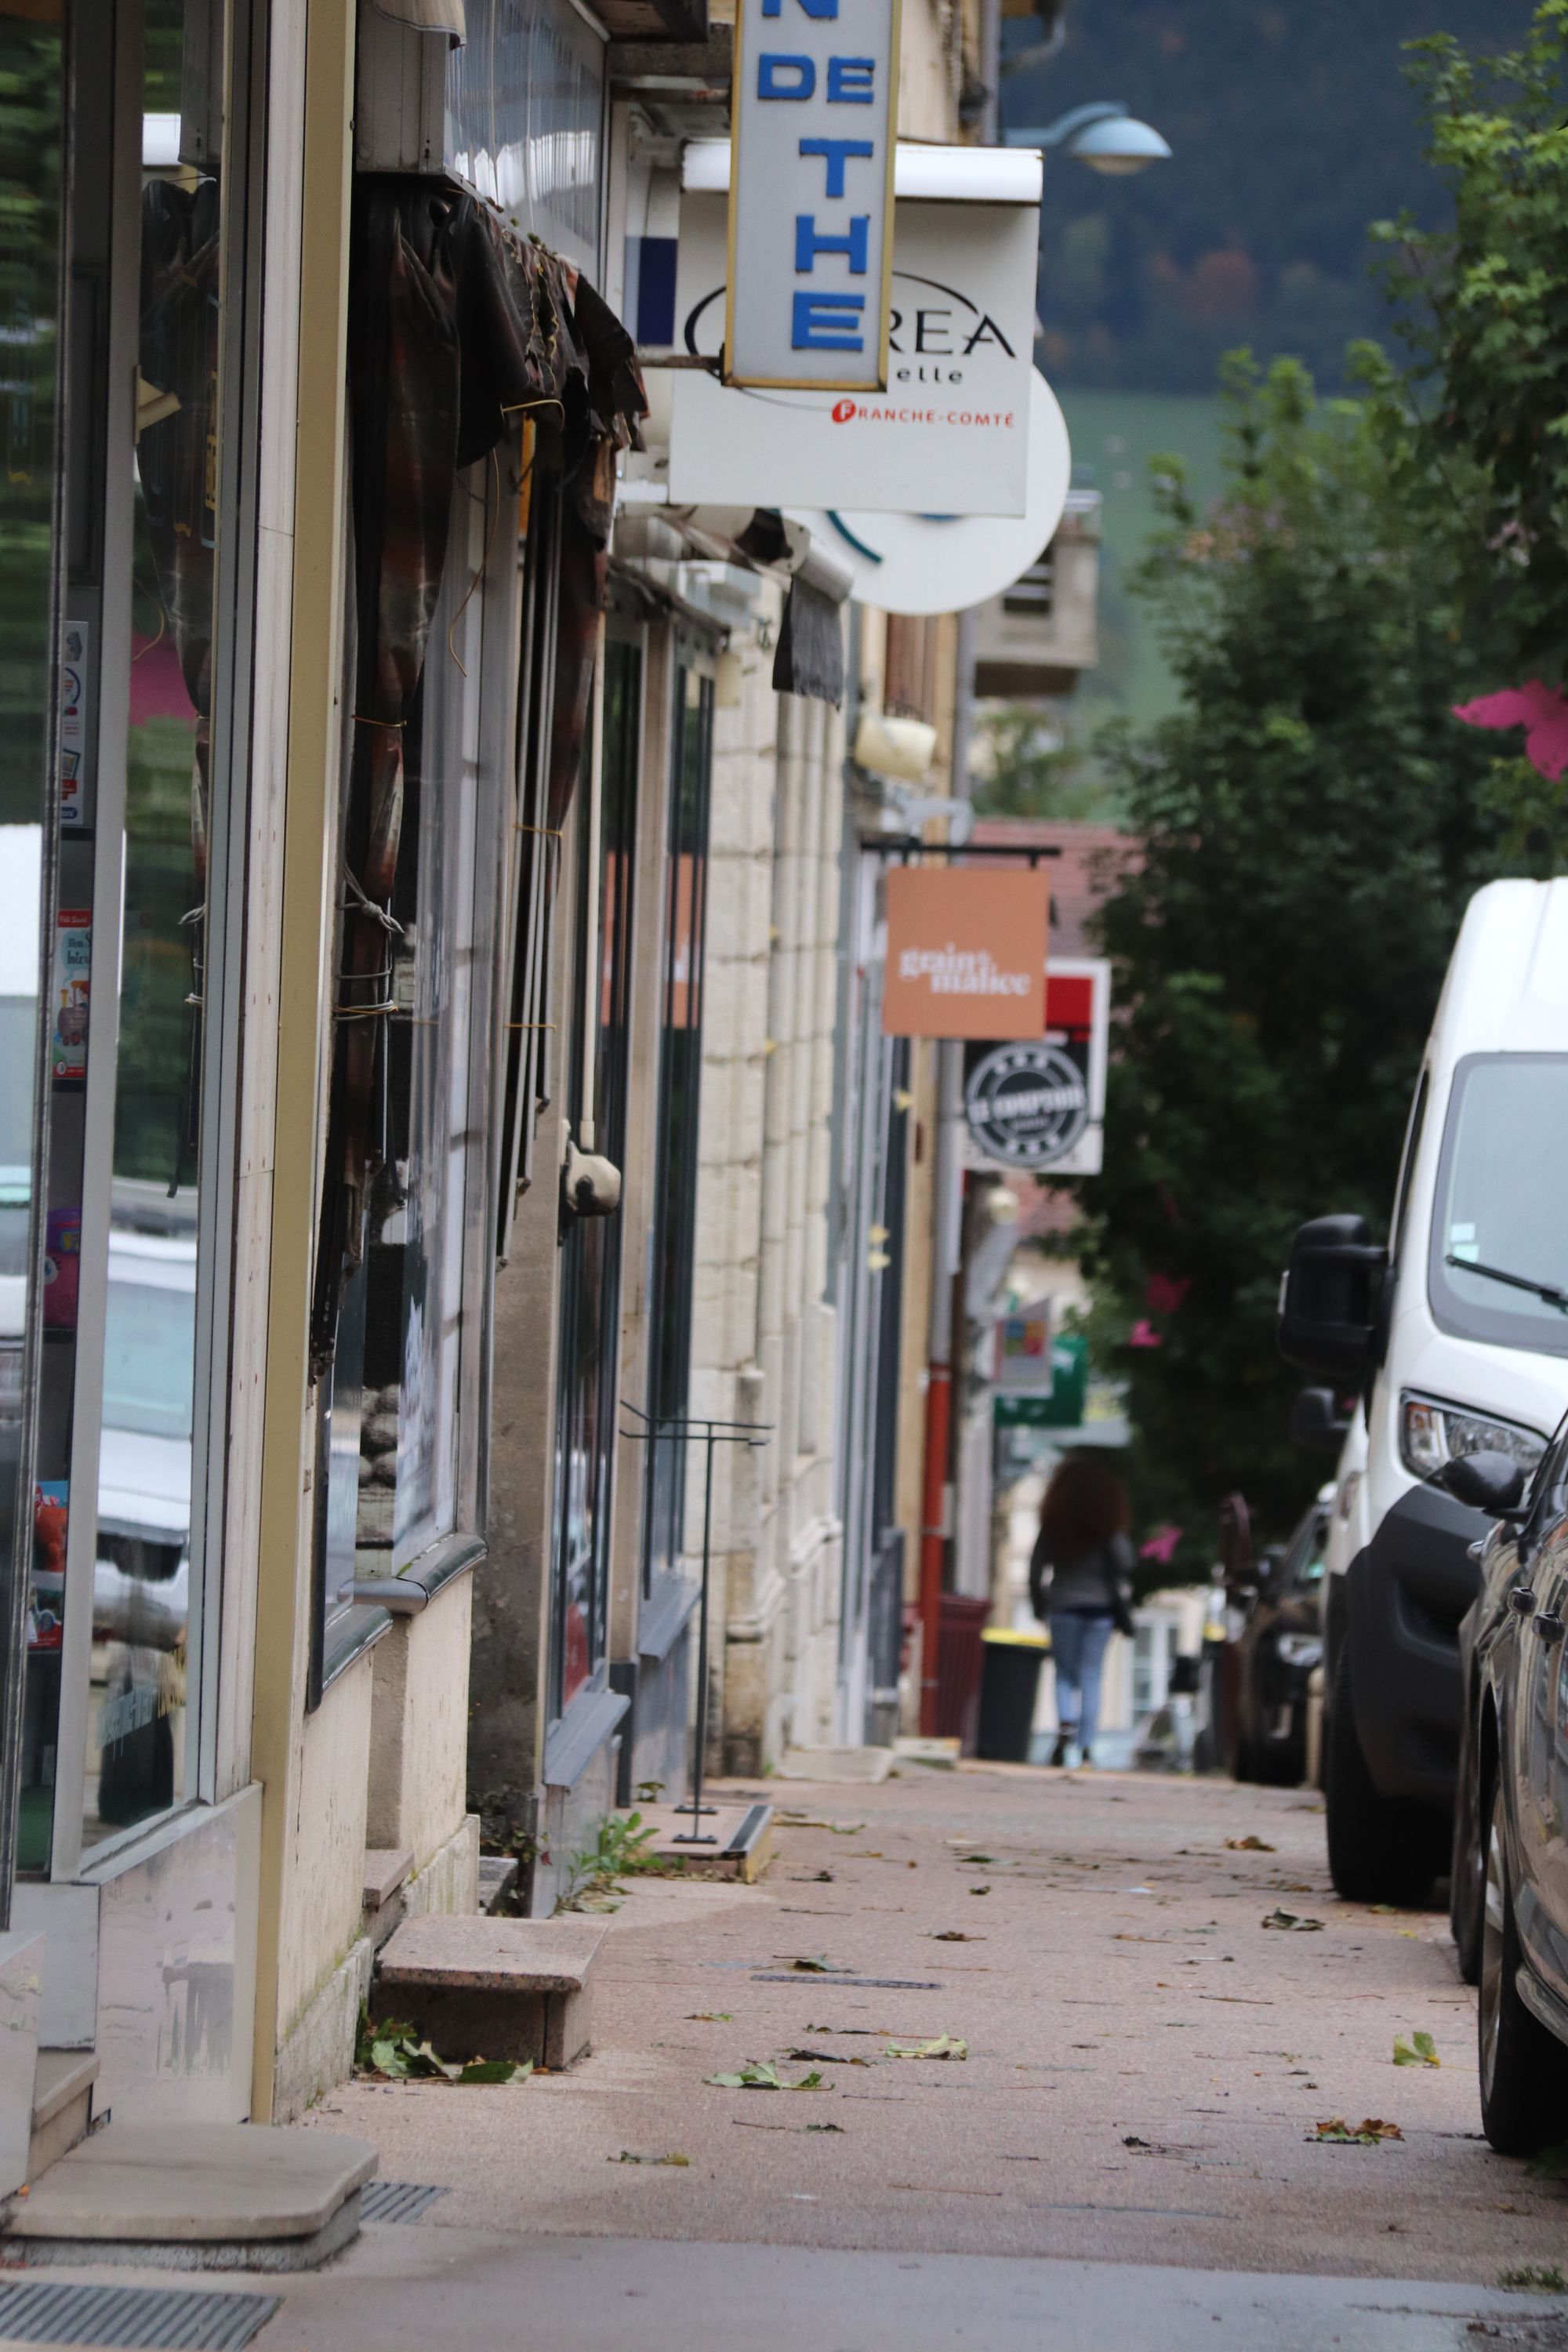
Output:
(1230, 1494), (1329, 1787)
(1450, 1426), (1568, 2149)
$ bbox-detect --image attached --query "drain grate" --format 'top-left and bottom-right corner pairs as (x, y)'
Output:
(360, 2180), (448, 2224)
(0, 2281), (278, 2349)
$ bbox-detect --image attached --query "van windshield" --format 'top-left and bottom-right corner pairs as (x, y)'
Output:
(1428, 1054), (1568, 1356)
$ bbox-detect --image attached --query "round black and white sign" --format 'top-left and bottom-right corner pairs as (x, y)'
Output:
(964, 1042), (1089, 1169)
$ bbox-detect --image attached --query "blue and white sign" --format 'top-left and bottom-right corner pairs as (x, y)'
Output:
(725, 0), (900, 390)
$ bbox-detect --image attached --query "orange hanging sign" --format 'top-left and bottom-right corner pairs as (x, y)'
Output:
(882, 865), (1048, 1039)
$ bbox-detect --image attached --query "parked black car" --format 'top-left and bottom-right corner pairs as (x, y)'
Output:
(1229, 1492), (1330, 1787)
(1444, 1438), (1568, 2151)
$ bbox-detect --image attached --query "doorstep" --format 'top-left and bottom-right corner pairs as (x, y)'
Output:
(776, 1746), (894, 1784)
(372, 1915), (608, 2071)
(620, 1800), (774, 1882)
(2, 2122), (377, 2272)
(27, 2049), (98, 2183)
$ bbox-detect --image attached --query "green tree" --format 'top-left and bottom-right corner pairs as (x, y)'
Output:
(970, 708), (1114, 822)
(1363, 0), (1568, 677)
(1073, 355), (1535, 1577)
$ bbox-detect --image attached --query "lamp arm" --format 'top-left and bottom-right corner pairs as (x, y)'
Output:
(1002, 99), (1128, 150)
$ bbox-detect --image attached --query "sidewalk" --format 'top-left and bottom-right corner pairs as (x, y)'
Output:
(296, 1761), (1565, 2285)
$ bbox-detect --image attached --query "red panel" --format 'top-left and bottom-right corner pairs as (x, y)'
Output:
(1046, 973), (1094, 1031)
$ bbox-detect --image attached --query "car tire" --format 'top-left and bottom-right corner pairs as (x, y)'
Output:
(1479, 1784), (1568, 2154)
(1450, 1740), (1486, 1987)
(1231, 1730), (1257, 1784)
(1325, 1645), (1441, 1906)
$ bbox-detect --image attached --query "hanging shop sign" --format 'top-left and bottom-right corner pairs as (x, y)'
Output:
(668, 143), (1043, 514)
(996, 1305), (1053, 1392)
(961, 958), (1109, 1176)
(724, 0), (900, 391)
(788, 370), (1070, 611)
(881, 866), (1047, 1040)
(995, 1333), (1088, 1427)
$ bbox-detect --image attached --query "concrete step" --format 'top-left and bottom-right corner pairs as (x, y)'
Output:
(619, 1799), (774, 1882)
(477, 1853), (520, 1913)
(361, 1847), (415, 1952)
(27, 2050), (98, 2183)
(372, 1914), (608, 2070)
(2, 2121), (378, 2271)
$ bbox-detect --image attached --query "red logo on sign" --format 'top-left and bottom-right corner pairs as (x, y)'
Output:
(831, 399), (857, 423)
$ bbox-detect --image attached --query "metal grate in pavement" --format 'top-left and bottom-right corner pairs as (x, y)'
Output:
(359, 2180), (448, 2225)
(0, 2281), (278, 2349)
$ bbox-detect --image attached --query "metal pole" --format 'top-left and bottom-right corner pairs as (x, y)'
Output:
(675, 1428), (719, 1841)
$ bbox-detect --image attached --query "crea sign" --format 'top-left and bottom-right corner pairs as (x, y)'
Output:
(960, 959), (1110, 1178)
(671, 143), (1043, 517)
(881, 866), (1048, 1040)
(725, 0), (900, 391)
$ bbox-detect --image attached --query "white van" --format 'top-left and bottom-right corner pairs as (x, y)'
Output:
(1279, 879), (1568, 1904)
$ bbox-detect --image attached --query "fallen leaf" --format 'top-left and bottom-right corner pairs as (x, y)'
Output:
(1123, 2134), (1152, 2147)
(957, 1852), (994, 1864)
(884, 2034), (967, 2061)
(785, 2047), (872, 2066)
(686, 2012), (732, 2023)
(1311, 2116), (1403, 2144)
(806, 2122), (845, 2133)
(612, 2151), (690, 2166)
(1225, 1836), (1276, 1852)
(927, 1930), (983, 1943)
(778, 1954), (836, 1973)
(970, 1886), (992, 1896)
(706, 2061), (829, 2091)
(1392, 2031), (1439, 2068)
(1261, 1910), (1324, 1932)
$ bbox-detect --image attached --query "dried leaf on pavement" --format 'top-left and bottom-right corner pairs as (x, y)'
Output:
(686, 2012), (732, 2023)
(1261, 1910), (1324, 1932)
(1311, 2117), (1403, 2144)
(927, 1930), (984, 1942)
(778, 1953), (838, 1973)
(1392, 2031), (1439, 2067)
(970, 1885), (992, 1896)
(1225, 1836), (1276, 1852)
(884, 2034), (967, 2061)
(612, 2151), (690, 2165)
(706, 2061), (829, 2091)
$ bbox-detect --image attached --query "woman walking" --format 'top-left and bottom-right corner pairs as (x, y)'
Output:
(1029, 1455), (1135, 1769)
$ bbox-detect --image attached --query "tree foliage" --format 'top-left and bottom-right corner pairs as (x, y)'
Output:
(1073, 356), (1548, 1578)
(1363, 1), (1568, 676)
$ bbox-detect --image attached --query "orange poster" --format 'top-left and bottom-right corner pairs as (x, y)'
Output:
(882, 866), (1049, 1040)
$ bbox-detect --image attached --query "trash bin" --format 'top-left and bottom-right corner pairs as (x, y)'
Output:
(934, 1594), (991, 1754)
(977, 1628), (1049, 1762)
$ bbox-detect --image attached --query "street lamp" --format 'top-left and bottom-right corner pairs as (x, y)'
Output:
(1002, 100), (1171, 176)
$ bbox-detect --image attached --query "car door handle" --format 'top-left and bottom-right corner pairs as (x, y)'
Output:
(1534, 1613), (1566, 1643)
(1509, 1585), (1537, 1615)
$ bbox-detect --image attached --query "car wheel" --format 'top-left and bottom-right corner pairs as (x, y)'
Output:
(1231, 1730), (1257, 1784)
(1450, 1739), (1486, 1987)
(1479, 1784), (1568, 2154)
(1325, 1644), (1442, 1906)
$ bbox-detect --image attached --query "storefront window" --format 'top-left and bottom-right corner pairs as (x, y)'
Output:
(550, 635), (640, 1719)
(76, 0), (227, 1849)
(314, 463), (504, 1646)
(641, 663), (713, 1601)
(1, 0), (65, 1903)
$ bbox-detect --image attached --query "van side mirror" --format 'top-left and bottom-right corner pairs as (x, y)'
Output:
(1277, 1214), (1387, 1381)
(1438, 1449), (1526, 1517)
(1290, 1385), (1351, 1455)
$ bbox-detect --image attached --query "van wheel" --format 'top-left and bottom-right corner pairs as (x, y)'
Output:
(1325, 1646), (1440, 1906)
(1479, 1785), (1568, 2154)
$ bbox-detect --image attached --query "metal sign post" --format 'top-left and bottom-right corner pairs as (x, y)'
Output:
(621, 1402), (771, 1844)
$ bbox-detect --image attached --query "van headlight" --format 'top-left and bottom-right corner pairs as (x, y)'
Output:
(1275, 1632), (1323, 1669)
(1399, 1392), (1545, 1481)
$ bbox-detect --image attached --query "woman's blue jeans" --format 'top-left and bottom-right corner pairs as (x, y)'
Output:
(1049, 1611), (1116, 1757)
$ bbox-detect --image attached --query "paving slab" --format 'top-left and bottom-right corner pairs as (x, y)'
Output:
(776, 1747), (894, 1784)
(4, 2122), (376, 2244)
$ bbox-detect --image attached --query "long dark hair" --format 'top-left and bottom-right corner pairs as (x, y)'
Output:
(1038, 1454), (1130, 1564)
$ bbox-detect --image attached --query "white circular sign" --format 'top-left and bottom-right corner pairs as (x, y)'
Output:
(964, 1040), (1090, 1170)
(787, 371), (1072, 616)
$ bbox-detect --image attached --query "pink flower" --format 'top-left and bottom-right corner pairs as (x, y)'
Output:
(1452, 681), (1568, 781)
(1127, 1319), (1163, 1348)
(1138, 1524), (1182, 1565)
(1145, 1273), (1191, 1316)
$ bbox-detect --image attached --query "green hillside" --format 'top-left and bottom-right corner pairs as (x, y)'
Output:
(1014, 1), (1538, 394)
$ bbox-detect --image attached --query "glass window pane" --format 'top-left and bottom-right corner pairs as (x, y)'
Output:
(1428, 1055), (1568, 1357)
(4, 0), (66, 1889)
(80, 0), (227, 1849)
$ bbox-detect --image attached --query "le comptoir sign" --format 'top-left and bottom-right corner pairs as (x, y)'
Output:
(727, 0), (900, 390)
(963, 962), (1110, 1180)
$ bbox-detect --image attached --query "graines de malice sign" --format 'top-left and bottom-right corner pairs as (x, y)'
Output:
(725, 0), (900, 390)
